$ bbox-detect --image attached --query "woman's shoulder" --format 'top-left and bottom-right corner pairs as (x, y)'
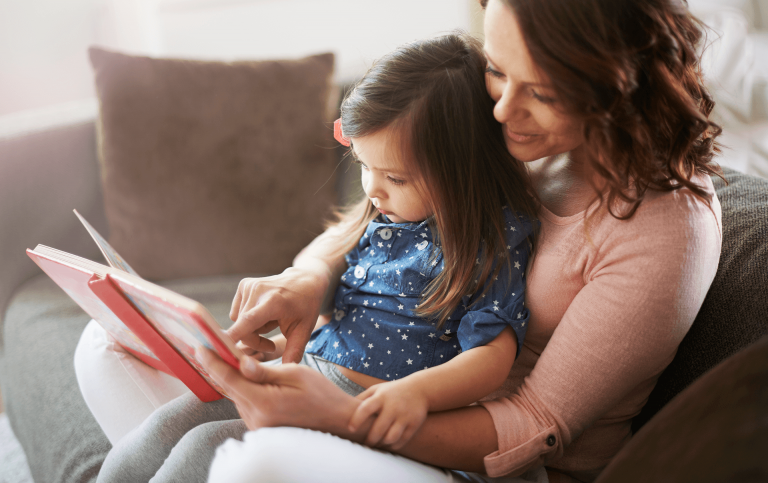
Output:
(597, 173), (722, 240)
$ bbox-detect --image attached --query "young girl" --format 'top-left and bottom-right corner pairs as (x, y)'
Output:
(95, 31), (538, 481)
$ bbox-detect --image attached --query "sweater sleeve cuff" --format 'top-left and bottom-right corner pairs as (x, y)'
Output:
(480, 399), (560, 477)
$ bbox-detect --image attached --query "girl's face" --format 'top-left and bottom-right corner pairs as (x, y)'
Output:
(483, 0), (584, 162)
(351, 128), (432, 224)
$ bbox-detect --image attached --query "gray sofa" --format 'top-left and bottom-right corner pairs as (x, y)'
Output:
(1, 93), (767, 482)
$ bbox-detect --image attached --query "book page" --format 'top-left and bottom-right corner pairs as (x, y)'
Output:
(74, 209), (140, 276)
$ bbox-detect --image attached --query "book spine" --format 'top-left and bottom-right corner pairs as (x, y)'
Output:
(88, 275), (223, 402)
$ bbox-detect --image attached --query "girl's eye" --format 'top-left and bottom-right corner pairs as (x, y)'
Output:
(354, 159), (369, 170)
(485, 65), (504, 79)
(531, 90), (556, 104)
(387, 176), (405, 186)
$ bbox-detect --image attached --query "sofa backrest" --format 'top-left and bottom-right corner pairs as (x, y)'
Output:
(632, 167), (768, 432)
(0, 115), (109, 343)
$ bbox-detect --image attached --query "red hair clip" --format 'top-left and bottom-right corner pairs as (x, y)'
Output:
(334, 118), (351, 147)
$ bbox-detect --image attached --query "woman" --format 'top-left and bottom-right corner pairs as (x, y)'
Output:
(76, 0), (723, 481)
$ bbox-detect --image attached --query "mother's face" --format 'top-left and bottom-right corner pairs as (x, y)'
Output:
(483, 0), (584, 162)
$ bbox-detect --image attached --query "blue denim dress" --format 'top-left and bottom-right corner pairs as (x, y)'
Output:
(306, 209), (534, 381)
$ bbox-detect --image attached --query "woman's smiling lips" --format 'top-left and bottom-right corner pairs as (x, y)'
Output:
(505, 126), (542, 144)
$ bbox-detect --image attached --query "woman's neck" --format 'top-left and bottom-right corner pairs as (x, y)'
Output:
(527, 148), (599, 218)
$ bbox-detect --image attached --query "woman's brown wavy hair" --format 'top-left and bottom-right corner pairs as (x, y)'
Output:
(480, 0), (723, 219)
(329, 32), (538, 327)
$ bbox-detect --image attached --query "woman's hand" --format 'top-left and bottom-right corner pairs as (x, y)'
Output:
(227, 265), (331, 364)
(198, 348), (368, 436)
(348, 380), (429, 450)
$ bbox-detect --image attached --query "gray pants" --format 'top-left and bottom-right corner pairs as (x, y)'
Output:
(96, 353), (365, 483)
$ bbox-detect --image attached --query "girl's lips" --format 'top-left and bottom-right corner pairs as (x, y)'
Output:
(378, 208), (391, 215)
(506, 127), (541, 144)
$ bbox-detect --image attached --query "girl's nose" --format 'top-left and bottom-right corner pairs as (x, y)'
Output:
(363, 174), (386, 200)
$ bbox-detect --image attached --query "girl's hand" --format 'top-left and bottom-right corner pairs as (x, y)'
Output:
(227, 265), (331, 364)
(348, 380), (430, 450)
(236, 333), (286, 362)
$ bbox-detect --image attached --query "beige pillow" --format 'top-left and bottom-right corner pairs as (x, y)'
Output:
(89, 47), (338, 280)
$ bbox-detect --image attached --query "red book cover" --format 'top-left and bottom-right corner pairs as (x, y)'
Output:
(27, 246), (242, 402)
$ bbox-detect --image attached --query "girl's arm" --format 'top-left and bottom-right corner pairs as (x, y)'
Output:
(346, 327), (517, 448)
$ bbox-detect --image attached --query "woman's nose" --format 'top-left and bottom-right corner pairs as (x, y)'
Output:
(493, 87), (527, 124)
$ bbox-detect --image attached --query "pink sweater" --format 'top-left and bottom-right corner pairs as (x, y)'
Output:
(479, 175), (722, 481)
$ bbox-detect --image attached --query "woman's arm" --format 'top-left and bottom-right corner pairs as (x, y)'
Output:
(227, 226), (348, 363)
(198, 348), (497, 473)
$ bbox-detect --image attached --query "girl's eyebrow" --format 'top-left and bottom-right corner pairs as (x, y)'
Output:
(351, 147), (408, 177)
(483, 50), (553, 89)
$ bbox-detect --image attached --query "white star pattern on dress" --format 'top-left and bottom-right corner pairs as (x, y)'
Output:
(306, 211), (529, 381)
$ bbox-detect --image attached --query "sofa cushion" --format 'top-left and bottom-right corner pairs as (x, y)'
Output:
(89, 47), (338, 280)
(596, 334), (768, 483)
(632, 167), (768, 432)
(0, 273), (250, 483)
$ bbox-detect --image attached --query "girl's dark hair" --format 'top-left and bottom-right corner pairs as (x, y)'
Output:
(481, 0), (722, 219)
(331, 31), (538, 327)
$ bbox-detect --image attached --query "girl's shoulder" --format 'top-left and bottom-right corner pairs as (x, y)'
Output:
(501, 206), (538, 246)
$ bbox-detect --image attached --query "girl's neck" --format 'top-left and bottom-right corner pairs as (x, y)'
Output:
(527, 148), (600, 218)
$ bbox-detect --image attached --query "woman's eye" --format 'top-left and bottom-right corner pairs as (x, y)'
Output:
(531, 90), (556, 104)
(485, 66), (504, 79)
(387, 176), (405, 186)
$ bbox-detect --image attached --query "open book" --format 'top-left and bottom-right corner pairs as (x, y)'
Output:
(27, 210), (244, 402)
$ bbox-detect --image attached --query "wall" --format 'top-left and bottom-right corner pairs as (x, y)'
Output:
(0, 0), (483, 118)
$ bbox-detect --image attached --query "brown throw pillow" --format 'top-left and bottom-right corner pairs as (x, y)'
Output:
(89, 47), (338, 280)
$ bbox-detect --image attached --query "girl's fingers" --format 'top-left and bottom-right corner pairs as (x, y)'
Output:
(356, 387), (375, 401)
(390, 423), (419, 451)
(348, 397), (380, 432)
(366, 411), (395, 446)
(382, 420), (407, 447)
(236, 335), (276, 354)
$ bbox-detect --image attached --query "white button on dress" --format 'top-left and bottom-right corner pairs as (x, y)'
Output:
(354, 266), (366, 278)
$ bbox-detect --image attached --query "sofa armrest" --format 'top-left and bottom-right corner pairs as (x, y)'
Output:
(0, 101), (107, 342)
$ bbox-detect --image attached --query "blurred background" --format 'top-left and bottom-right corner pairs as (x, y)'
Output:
(0, 0), (484, 118)
(0, 0), (765, 174)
